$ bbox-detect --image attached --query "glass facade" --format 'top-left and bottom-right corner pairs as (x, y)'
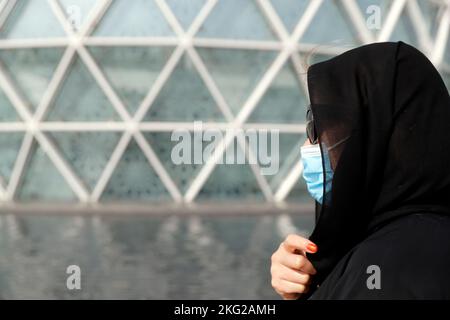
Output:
(0, 0), (447, 207)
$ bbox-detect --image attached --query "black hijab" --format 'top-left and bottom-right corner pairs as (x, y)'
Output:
(304, 41), (450, 289)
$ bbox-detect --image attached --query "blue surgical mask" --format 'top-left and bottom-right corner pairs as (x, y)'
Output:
(300, 144), (333, 204)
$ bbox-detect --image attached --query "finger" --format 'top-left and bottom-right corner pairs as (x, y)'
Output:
(283, 234), (318, 254)
(278, 264), (312, 285)
(280, 253), (317, 275)
(281, 292), (301, 300)
(278, 279), (309, 294)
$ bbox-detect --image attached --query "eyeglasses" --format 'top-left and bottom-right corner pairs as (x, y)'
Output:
(306, 105), (318, 144)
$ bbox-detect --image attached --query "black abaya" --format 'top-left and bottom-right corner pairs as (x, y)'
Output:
(300, 41), (450, 299)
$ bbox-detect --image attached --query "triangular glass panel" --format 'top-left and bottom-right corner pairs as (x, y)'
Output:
(165, 0), (206, 31)
(196, 138), (264, 201)
(416, 0), (443, 41)
(196, 0), (276, 40)
(247, 132), (305, 193)
(46, 55), (121, 121)
(248, 61), (307, 123)
(356, 0), (388, 15)
(144, 53), (225, 121)
(0, 132), (23, 187)
(0, 90), (20, 121)
(389, 11), (418, 47)
(269, 0), (310, 33)
(285, 171), (311, 204)
(356, 0), (391, 39)
(0, 0), (66, 39)
(57, 0), (100, 33)
(47, 132), (122, 192)
(101, 139), (171, 202)
(196, 48), (277, 115)
(359, 0), (438, 43)
(300, 0), (358, 45)
(308, 53), (335, 66)
(0, 48), (65, 112)
(93, 0), (175, 37)
(17, 142), (77, 202)
(443, 72), (450, 93)
(143, 131), (217, 194)
(88, 46), (175, 116)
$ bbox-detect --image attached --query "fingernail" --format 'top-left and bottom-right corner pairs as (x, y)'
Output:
(306, 243), (318, 253)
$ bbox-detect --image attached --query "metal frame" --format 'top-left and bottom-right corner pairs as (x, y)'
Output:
(0, 0), (448, 207)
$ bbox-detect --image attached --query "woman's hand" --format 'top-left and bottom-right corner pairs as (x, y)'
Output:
(270, 234), (318, 300)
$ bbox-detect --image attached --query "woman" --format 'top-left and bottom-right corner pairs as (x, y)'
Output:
(271, 41), (450, 299)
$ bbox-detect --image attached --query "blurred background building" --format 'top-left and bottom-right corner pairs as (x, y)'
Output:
(0, 0), (448, 299)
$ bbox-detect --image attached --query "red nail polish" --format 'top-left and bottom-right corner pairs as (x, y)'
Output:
(306, 243), (318, 253)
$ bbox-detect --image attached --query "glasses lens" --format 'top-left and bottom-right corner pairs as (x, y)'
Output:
(306, 106), (312, 121)
(307, 121), (315, 144)
(306, 106), (317, 144)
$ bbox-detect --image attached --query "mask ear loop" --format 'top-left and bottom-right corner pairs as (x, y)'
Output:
(318, 140), (333, 208)
(327, 136), (351, 151)
(316, 137), (350, 216)
(324, 136), (351, 173)
(315, 140), (326, 224)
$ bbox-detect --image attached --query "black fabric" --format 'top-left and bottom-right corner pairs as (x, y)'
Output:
(309, 212), (450, 299)
(301, 41), (450, 299)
